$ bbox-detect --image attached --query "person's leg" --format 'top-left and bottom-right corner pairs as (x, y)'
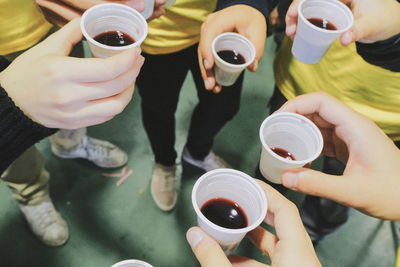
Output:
(136, 47), (191, 211)
(300, 156), (349, 245)
(183, 44), (242, 170)
(1, 147), (68, 246)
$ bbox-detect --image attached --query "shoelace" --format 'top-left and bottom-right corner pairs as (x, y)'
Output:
(85, 138), (114, 159)
(160, 171), (177, 192)
(30, 203), (58, 231)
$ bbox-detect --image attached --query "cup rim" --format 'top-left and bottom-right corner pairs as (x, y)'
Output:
(298, 0), (354, 34)
(192, 168), (268, 235)
(80, 3), (148, 51)
(111, 259), (153, 267)
(211, 32), (256, 69)
(259, 112), (324, 164)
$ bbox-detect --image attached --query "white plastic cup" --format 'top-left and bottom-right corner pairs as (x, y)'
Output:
(212, 33), (256, 87)
(141, 0), (155, 19)
(259, 112), (323, 184)
(81, 3), (148, 58)
(163, 0), (176, 7)
(192, 169), (267, 254)
(111, 260), (153, 267)
(292, 0), (353, 64)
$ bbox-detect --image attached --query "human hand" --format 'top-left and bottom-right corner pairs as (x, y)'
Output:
(36, 0), (165, 27)
(285, 0), (400, 45)
(278, 92), (400, 220)
(187, 181), (321, 267)
(198, 5), (266, 93)
(0, 19), (144, 129)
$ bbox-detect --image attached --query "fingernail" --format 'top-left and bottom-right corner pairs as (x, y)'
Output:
(136, 48), (142, 56)
(203, 59), (210, 69)
(282, 172), (298, 188)
(204, 79), (210, 89)
(187, 228), (204, 249)
(342, 32), (352, 45)
(253, 60), (259, 71)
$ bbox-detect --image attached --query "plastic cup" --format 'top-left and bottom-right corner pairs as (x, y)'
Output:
(212, 33), (255, 87)
(111, 260), (153, 267)
(141, 0), (154, 19)
(163, 0), (176, 7)
(192, 169), (267, 254)
(291, 0), (353, 64)
(259, 112), (323, 184)
(81, 3), (148, 58)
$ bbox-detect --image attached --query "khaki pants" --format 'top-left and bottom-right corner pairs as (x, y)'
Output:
(1, 128), (86, 205)
(2, 27), (86, 205)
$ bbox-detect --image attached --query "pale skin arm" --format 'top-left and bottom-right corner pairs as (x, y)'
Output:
(285, 0), (400, 45)
(198, 5), (267, 93)
(0, 19), (144, 129)
(277, 92), (400, 220)
(187, 181), (321, 267)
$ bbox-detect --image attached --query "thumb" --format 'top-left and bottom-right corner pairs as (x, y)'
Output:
(45, 18), (83, 55)
(186, 227), (232, 267)
(340, 16), (371, 45)
(281, 168), (354, 205)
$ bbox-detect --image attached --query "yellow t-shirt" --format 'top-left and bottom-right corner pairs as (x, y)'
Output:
(0, 0), (51, 55)
(396, 247), (400, 267)
(142, 0), (217, 55)
(274, 37), (400, 141)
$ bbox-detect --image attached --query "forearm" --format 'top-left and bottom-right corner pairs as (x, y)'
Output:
(0, 85), (57, 174)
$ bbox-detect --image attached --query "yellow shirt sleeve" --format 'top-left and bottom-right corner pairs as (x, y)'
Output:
(274, 37), (400, 141)
(142, 0), (216, 55)
(0, 0), (51, 56)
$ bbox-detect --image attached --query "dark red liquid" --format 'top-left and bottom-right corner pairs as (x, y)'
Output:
(201, 198), (248, 229)
(217, 50), (246, 65)
(94, 30), (135, 47)
(307, 18), (337, 30)
(271, 147), (296, 160)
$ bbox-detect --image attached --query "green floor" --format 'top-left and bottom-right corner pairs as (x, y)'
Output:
(0, 37), (397, 267)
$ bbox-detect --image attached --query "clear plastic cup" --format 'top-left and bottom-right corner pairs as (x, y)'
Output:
(292, 0), (354, 64)
(192, 169), (267, 254)
(81, 3), (148, 58)
(141, 0), (154, 19)
(259, 112), (323, 184)
(111, 260), (153, 267)
(212, 33), (255, 87)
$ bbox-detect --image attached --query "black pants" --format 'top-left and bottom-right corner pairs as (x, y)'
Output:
(136, 44), (243, 166)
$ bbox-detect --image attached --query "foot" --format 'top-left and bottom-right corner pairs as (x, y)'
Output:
(51, 136), (128, 168)
(182, 148), (231, 172)
(19, 197), (69, 247)
(150, 163), (179, 211)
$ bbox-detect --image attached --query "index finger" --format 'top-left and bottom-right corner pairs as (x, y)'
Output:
(53, 47), (142, 82)
(256, 180), (308, 241)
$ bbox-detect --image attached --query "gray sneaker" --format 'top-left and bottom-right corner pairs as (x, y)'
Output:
(52, 136), (128, 168)
(182, 148), (232, 172)
(150, 163), (179, 211)
(19, 197), (69, 247)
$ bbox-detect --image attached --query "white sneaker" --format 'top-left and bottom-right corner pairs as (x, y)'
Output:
(150, 163), (180, 211)
(19, 198), (69, 247)
(182, 148), (232, 172)
(52, 136), (128, 168)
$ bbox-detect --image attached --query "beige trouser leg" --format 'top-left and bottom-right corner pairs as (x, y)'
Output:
(50, 128), (87, 152)
(1, 147), (49, 205)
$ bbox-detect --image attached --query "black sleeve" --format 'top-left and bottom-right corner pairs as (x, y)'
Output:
(0, 85), (57, 174)
(356, 33), (400, 72)
(216, 0), (280, 19)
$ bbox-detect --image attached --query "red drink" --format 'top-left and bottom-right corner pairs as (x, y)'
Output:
(94, 30), (135, 46)
(217, 50), (246, 65)
(307, 18), (337, 30)
(271, 147), (296, 160)
(201, 198), (248, 229)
